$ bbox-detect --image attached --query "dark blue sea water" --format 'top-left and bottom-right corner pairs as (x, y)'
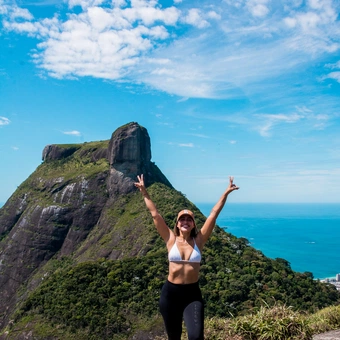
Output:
(197, 203), (340, 280)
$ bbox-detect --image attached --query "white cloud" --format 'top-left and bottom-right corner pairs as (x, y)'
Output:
(1, 0), (340, 100)
(168, 142), (195, 147)
(0, 2), (8, 15)
(308, 0), (332, 11)
(112, 0), (127, 7)
(296, 106), (313, 113)
(132, 6), (180, 26)
(10, 6), (33, 20)
(322, 60), (340, 83)
(0, 116), (10, 126)
(2, 1), (185, 80)
(255, 113), (304, 123)
(251, 108), (334, 137)
(323, 71), (340, 82)
(3, 20), (39, 34)
(138, 34), (308, 98)
(207, 11), (221, 20)
(68, 0), (105, 9)
(284, 0), (338, 32)
(223, 0), (244, 9)
(253, 113), (304, 137)
(187, 133), (209, 138)
(247, 0), (270, 18)
(182, 8), (209, 28)
(177, 97), (189, 102)
(63, 130), (81, 136)
(130, 0), (158, 8)
(315, 114), (329, 120)
(223, 0), (270, 17)
(179, 143), (194, 147)
(325, 60), (340, 69)
(11, 146), (19, 150)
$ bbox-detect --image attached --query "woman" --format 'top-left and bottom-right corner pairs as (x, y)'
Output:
(134, 174), (239, 340)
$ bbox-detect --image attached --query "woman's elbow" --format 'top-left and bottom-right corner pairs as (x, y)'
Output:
(208, 212), (218, 221)
(152, 212), (161, 220)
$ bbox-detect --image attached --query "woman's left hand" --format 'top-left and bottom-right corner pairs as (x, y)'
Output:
(227, 176), (239, 193)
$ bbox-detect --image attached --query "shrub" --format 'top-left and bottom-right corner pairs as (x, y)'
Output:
(227, 303), (313, 340)
(307, 304), (340, 335)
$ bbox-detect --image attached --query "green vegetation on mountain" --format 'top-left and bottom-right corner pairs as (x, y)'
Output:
(4, 185), (338, 339)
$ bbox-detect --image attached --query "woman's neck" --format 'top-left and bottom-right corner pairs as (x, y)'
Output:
(177, 232), (191, 242)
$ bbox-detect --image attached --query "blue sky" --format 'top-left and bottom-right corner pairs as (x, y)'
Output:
(0, 0), (340, 205)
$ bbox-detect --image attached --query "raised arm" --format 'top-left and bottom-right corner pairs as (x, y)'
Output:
(134, 174), (172, 243)
(199, 176), (239, 246)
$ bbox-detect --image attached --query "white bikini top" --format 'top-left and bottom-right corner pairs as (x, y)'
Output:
(168, 238), (202, 263)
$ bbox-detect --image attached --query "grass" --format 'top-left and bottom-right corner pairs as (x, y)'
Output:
(226, 303), (312, 340)
(179, 303), (340, 340)
(308, 304), (340, 335)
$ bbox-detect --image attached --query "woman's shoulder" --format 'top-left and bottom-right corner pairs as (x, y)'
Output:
(193, 232), (204, 250)
(166, 231), (176, 249)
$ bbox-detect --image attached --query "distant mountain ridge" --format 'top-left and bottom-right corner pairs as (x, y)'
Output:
(0, 122), (339, 339)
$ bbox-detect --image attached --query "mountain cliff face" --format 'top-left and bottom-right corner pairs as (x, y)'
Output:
(0, 122), (171, 329)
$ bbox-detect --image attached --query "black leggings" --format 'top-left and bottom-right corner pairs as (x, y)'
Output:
(159, 280), (204, 340)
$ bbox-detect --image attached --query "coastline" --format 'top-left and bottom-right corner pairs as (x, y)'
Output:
(319, 275), (340, 291)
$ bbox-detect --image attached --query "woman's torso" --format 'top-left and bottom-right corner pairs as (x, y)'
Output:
(167, 236), (202, 284)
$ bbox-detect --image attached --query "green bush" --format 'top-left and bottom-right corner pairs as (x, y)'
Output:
(307, 304), (340, 334)
(15, 254), (168, 339)
(228, 303), (313, 340)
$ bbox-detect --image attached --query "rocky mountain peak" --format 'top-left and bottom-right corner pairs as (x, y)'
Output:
(107, 122), (170, 196)
(0, 122), (171, 329)
(108, 122), (151, 166)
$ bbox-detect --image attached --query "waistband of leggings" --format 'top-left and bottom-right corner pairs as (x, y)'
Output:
(166, 280), (199, 288)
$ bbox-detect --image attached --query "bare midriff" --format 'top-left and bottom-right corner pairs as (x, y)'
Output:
(168, 262), (200, 284)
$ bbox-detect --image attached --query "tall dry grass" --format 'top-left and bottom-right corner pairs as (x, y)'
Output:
(181, 303), (340, 340)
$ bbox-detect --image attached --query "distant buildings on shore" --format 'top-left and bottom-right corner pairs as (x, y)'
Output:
(320, 273), (340, 290)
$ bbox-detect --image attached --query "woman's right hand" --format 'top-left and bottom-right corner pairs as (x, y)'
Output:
(135, 174), (173, 243)
(134, 174), (146, 192)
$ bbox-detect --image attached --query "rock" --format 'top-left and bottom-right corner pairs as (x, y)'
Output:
(107, 122), (171, 196)
(0, 122), (171, 329)
(42, 144), (80, 161)
(313, 330), (340, 339)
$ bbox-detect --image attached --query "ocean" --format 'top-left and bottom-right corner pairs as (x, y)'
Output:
(197, 203), (340, 280)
